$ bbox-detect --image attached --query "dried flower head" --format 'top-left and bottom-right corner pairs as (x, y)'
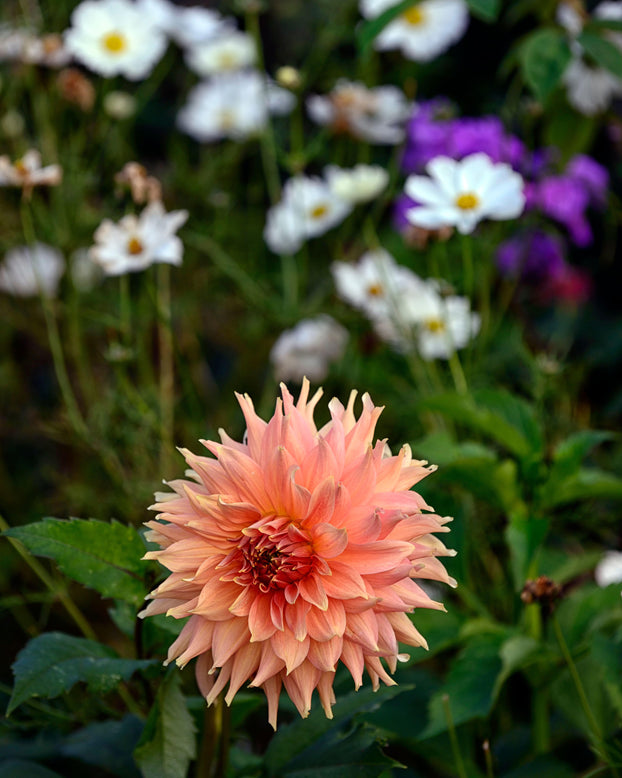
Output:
(115, 162), (162, 204)
(57, 68), (96, 111)
(141, 380), (455, 728)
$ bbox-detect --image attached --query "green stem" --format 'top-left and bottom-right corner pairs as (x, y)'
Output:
(448, 351), (469, 395)
(119, 273), (132, 347)
(157, 264), (174, 476)
(461, 234), (474, 302)
(442, 694), (468, 778)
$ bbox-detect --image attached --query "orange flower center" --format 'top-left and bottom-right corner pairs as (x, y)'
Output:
(455, 192), (479, 210)
(102, 31), (127, 54)
(127, 236), (143, 255)
(367, 283), (384, 297)
(402, 6), (425, 25)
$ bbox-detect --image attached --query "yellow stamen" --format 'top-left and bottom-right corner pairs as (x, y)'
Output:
(425, 318), (446, 333)
(127, 237), (143, 255)
(310, 204), (329, 219)
(218, 51), (237, 69)
(367, 283), (384, 297)
(102, 31), (127, 54)
(455, 192), (479, 210)
(402, 6), (425, 25)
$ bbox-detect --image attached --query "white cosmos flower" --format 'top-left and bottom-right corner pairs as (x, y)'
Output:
(405, 153), (525, 234)
(137, 0), (233, 48)
(264, 176), (353, 255)
(0, 149), (62, 191)
(324, 164), (389, 204)
(178, 70), (294, 142)
(64, 0), (167, 80)
(415, 294), (480, 360)
(89, 200), (188, 276)
(0, 243), (64, 297)
(360, 0), (469, 62)
(270, 315), (348, 383)
(307, 79), (411, 144)
(185, 31), (256, 76)
(595, 551), (622, 588)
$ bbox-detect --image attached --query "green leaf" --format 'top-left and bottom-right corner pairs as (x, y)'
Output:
(520, 28), (572, 102)
(586, 18), (622, 33)
(442, 457), (523, 513)
(265, 684), (406, 776)
(504, 515), (550, 590)
(134, 672), (197, 778)
(8, 632), (156, 715)
(356, 0), (420, 52)
(549, 430), (614, 482)
(421, 633), (506, 738)
(466, 0), (500, 22)
(578, 30), (622, 78)
(0, 761), (64, 778)
(62, 715), (144, 777)
(420, 390), (543, 462)
(492, 634), (542, 699)
(4, 517), (147, 605)
(539, 467), (622, 510)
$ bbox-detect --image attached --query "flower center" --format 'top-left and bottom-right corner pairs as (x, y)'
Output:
(424, 318), (446, 333)
(217, 51), (237, 69)
(310, 204), (329, 219)
(219, 110), (236, 129)
(102, 31), (127, 54)
(14, 158), (28, 176)
(127, 236), (143, 255)
(455, 192), (479, 210)
(367, 283), (384, 297)
(402, 5), (425, 25)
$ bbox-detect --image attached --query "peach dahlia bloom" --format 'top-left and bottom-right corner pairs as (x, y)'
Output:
(141, 380), (455, 728)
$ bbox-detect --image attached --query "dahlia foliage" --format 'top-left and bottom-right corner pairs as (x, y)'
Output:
(141, 381), (454, 728)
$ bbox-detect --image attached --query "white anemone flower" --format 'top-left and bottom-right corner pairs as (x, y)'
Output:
(89, 201), (188, 276)
(360, 0), (469, 62)
(405, 153), (525, 234)
(324, 164), (389, 204)
(185, 31), (256, 76)
(264, 176), (353, 255)
(64, 0), (167, 80)
(270, 315), (348, 383)
(0, 243), (64, 297)
(178, 70), (294, 142)
(307, 79), (411, 144)
(595, 551), (622, 588)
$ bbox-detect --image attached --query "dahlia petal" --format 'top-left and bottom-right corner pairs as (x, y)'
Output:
(331, 504), (381, 542)
(248, 594), (278, 641)
(340, 639), (365, 689)
(264, 445), (308, 517)
(385, 611), (428, 650)
(282, 662), (320, 718)
(298, 574), (329, 610)
(306, 599), (346, 641)
(376, 613), (399, 657)
(193, 578), (240, 620)
(344, 403), (383, 460)
(344, 609), (379, 653)
(271, 630), (310, 674)
(303, 476), (336, 526)
(169, 616), (215, 667)
(322, 561), (369, 600)
(251, 642), (286, 687)
(307, 635), (343, 672)
(285, 599), (311, 641)
(235, 391), (268, 461)
(204, 444), (272, 510)
(270, 590), (286, 631)
(373, 489), (434, 514)
(138, 597), (182, 618)
(300, 436), (341, 490)
(211, 618), (251, 668)
(317, 672), (336, 719)
(341, 447), (377, 505)
(229, 585), (256, 617)
(262, 675), (282, 730)
(195, 651), (216, 699)
(224, 642), (262, 705)
(337, 540), (413, 573)
(311, 523), (348, 559)
(365, 655), (396, 690)
(206, 663), (232, 706)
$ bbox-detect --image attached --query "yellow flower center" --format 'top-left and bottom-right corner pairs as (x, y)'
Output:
(424, 318), (446, 334)
(218, 51), (237, 69)
(219, 110), (235, 129)
(402, 5), (425, 25)
(102, 31), (127, 54)
(455, 192), (479, 210)
(367, 283), (384, 297)
(14, 158), (28, 175)
(127, 236), (143, 255)
(310, 204), (329, 219)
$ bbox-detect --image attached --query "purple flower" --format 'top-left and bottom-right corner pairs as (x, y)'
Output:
(496, 231), (566, 281)
(533, 176), (593, 247)
(566, 154), (609, 205)
(392, 192), (418, 232)
(403, 99), (454, 172)
(449, 117), (525, 168)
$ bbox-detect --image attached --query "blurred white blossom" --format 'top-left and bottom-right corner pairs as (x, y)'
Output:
(359, 0), (469, 62)
(595, 551), (622, 587)
(64, 0), (168, 80)
(185, 31), (256, 76)
(0, 150), (62, 193)
(0, 243), (64, 297)
(325, 164), (389, 204)
(90, 201), (188, 276)
(270, 315), (348, 382)
(137, 0), (233, 48)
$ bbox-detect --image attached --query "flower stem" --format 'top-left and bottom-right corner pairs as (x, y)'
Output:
(157, 264), (174, 476)
(448, 350), (469, 395)
(461, 234), (474, 302)
(119, 274), (132, 347)
(442, 694), (468, 778)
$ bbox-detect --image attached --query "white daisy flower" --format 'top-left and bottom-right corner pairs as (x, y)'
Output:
(0, 243), (64, 297)
(360, 0), (469, 62)
(185, 31), (256, 76)
(415, 294), (481, 360)
(89, 200), (188, 276)
(307, 79), (411, 144)
(64, 0), (167, 81)
(324, 164), (389, 204)
(595, 550), (622, 587)
(264, 175), (353, 255)
(270, 315), (348, 383)
(405, 153), (525, 234)
(0, 150), (62, 192)
(178, 70), (294, 142)
(137, 0), (233, 48)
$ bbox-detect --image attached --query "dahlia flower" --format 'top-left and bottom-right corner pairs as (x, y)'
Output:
(141, 380), (455, 728)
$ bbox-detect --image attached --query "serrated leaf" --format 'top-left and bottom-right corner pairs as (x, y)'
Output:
(520, 28), (572, 102)
(4, 518), (147, 605)
(356, 0), (420, 52)
(265, 684), (406, 776)
(466, 0), (500, 22)
(578, 30), (622, 78)
(134, 673), (197, 778)
(540, 467), (622, 509)
(8, 632), (155, 715)
(420, 390), (543, 462)
(421, 633), (506, 739)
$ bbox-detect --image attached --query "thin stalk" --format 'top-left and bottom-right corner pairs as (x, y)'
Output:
(461, 234), (474, 302)
(442, 694), (468, 778)
(157, 264), (174, 476)
(119, 274), (132, 347)
(483, 740), (495, 778)
(448, 351), (469, 395)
